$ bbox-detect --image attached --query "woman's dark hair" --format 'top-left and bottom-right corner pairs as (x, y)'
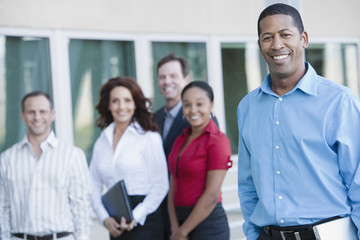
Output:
(181, 81), (214, 102)
(96, 76), (157, 131)
(257, 3), (304, 37)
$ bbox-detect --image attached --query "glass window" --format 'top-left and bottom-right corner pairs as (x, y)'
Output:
(69, 39), (136, 160)
(306, 43), (359, 96)
(221, 42), (265, 153)
(0, 36), (52, 152)
(222, 42), (360, 153)
(151, 42), (207, 110)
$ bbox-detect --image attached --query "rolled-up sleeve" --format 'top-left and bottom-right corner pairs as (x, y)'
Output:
(89, 142), (110, 225)
(0, 153), (11, 240)
(69, 148), (92, 240)
(330, 95), (360, 239)
(132, 132), (169, 225)
(237, 97), (262, 240)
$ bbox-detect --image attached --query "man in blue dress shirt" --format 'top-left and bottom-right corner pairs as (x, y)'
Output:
(237, 3), (360, 240)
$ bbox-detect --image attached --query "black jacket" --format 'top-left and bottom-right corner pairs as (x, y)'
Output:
(154, 106), (189, 158)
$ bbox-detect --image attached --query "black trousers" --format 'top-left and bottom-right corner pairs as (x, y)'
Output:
(257, 227), (275, 240)
(110, 195), (164, 240)
(160, 195), (171, 239)
(175, 202), (230, 240)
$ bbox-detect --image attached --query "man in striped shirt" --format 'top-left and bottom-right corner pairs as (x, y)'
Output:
(0, 91), (92, 240)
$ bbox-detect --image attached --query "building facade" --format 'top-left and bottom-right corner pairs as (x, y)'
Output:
(1, 1), (359, 239)
(1, 0), (359, 155)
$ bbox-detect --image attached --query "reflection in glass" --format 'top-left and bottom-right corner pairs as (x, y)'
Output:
(220, 42), (359, 153)
(306, 43), (359, 96)
(151, 42), (207, 110)
(0, 36), (52, 152)
(69, 39), (136, 161)
(221, 43), (264, 153)
(0, 37), (5, 150)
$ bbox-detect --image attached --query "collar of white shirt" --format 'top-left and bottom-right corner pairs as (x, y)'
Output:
(103, 121), (145, 146)
(17, 131), (58, 150)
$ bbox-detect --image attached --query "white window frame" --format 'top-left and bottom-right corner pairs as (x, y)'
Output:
(140, 33), (227, 132)
(56, 30), (140, 144)
(309, 37), (360, 96)
(1, 27), (359, 145)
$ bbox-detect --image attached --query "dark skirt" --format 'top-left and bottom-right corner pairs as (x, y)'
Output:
(110, 195), (164, 240)
(175, 202), (230, 240)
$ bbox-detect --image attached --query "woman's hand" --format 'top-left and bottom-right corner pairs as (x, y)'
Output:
(119, 217), (137, 231)
(104, 217), (136, 237)
(104, 217), (123, 237)
(170, 228), (189, 240)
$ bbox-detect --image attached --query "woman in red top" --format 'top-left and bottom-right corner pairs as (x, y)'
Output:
(168, 81), (232, 240)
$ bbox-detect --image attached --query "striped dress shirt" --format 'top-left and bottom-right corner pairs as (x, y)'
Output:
(0, 131), (92, 240)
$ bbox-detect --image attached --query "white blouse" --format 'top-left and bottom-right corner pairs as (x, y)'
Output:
(90, 121), (169, 225)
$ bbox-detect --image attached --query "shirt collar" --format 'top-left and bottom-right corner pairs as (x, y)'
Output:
(165, 101), (182, 118)
(258, 62), (318, 97)
(17, 131), (58, 150)
(46, 131), (58, 147)
(203, 119), (220, 134)
(295, 62), (318, 96)
(103, 121), (144, 145)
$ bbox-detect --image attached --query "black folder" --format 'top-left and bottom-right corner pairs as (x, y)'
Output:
(101, 180), (133, 223)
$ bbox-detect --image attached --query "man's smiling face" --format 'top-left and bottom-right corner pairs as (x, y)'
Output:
(258, 14), (308, 80)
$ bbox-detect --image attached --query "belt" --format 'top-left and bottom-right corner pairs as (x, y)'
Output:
(12, 232), (72, 240)
(266, 216), (341, 240)
(267, 226), (315, 240)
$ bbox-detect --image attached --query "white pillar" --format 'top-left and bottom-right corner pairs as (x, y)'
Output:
(245, 42), (262, 92)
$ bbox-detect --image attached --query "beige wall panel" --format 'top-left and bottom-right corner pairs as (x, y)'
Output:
(302, 0), (360, 38)
(0, 0), (264, 35)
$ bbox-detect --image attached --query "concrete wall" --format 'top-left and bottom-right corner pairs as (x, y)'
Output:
(1, 0), (359, 39)
(302, 0), (360, 38)
(0, 0), (262, 36)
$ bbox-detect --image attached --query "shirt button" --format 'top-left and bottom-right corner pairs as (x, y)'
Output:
(276, 121), (280, 125)
(275, 145), (280, 149)
(279, 97), (283, 101)
(277, 171), (281, 175)
(279, 195), (283, 200)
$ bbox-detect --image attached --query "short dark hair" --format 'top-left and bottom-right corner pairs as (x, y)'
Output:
(157, 53), (190, 78)
(257, 3), (304, 37)
(21, 91), (53, 112)
(95, 76), (158, 131)
(181, 81), (214, 102)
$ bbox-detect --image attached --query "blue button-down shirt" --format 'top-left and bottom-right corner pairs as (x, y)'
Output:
(237, 63), (360, 240)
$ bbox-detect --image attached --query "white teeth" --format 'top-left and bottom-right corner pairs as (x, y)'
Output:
(191, 116), (200, 120)
(164, 87), (174, 92)
(273, 55), (288, 60)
